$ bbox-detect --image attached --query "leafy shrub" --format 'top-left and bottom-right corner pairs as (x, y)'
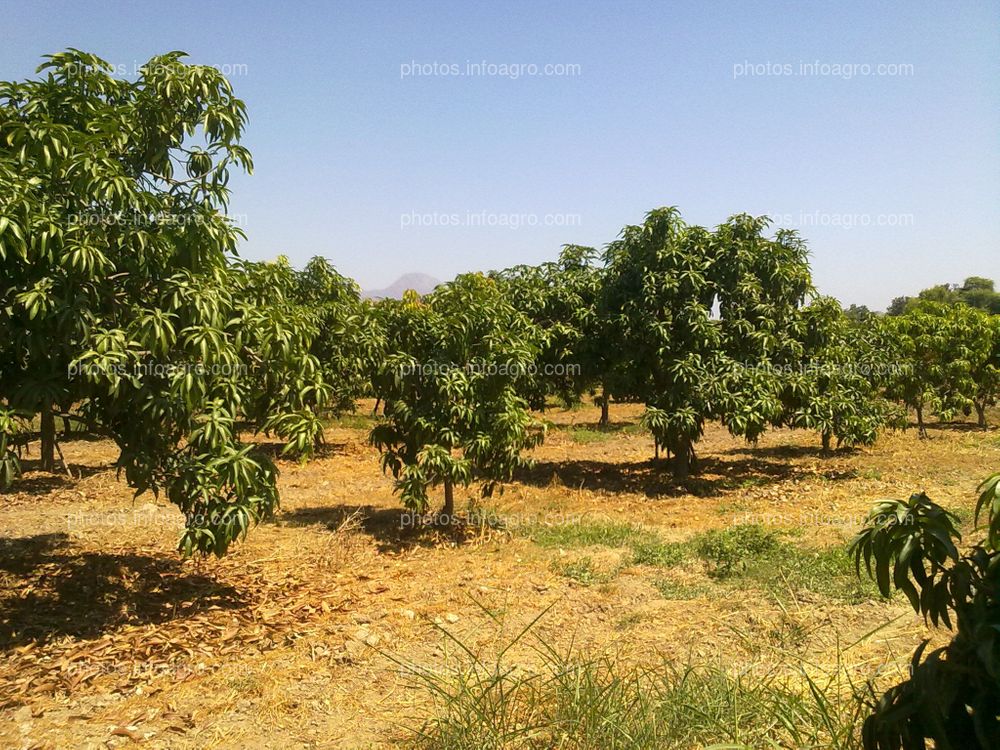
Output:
(693, 524), (780, 577)
(630, 539), (687, 567)
(851, 476), (1000, 749)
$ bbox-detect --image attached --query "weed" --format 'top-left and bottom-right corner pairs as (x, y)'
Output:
(551, 556), (620, 586)
(693, 524), (779, 578)
(652, 578), (707, 600)
(394, 609), (868, 749)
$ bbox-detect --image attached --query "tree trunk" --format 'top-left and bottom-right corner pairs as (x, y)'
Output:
(654, 439), (659, 461)
(672, 440), (691, 479)
(599, 384), (610, 429)
(916, 404), (926, 438)
(975, 401), (987, 429)
(442, 477), (454, 518)
(821, 431), (832, 453)
(39, 403), (56, 472)
(372, 397), (381, 416)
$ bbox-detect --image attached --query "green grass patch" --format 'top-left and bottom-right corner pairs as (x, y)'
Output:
(324, 412), (376, 430)
(566, 428), (615, 444)
(630, 539), (687, 567)
(529, 520), (649, 550)
(688, 524), (880, 603)
(652, 578), (708, 600)
(395, 620), (867, 750)
(551, 556), (620, 586)
(526, 521), (686, 569)
(527, 520), (875, 603)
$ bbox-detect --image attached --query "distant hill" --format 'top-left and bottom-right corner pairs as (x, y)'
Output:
(363, 273), (442, 300)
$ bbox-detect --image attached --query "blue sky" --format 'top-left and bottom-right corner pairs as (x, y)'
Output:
(4, 0), (998, 308)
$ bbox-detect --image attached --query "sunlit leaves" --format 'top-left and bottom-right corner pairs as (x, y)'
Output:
(886, 302), (996, 434)
(0, 49), (282, 555)
(371, 274), (545, 513)
(850, 493), (960, 623)
(853, 481), (1000, 749)
(601, 207), (813, 475)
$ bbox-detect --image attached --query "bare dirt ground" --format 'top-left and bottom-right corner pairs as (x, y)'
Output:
(2, 402), (998, 749)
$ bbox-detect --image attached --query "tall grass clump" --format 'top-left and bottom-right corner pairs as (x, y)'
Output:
(392, 611), (869, 750)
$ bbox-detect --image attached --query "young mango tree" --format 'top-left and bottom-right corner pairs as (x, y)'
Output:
(370, 275), (544, 516)
(711, 214), (814, 445)
(970, 313), (1000, 429)
(294, 256), (385, 415)
(887, 302), (991, 436)
(601, 208), (812, 477)
(489, 245), (603, 413)
(0, 50), (326, 554)
(781, 296), (895, 451)
(226, 257), (334, 458)
(601, 209), (723, 477)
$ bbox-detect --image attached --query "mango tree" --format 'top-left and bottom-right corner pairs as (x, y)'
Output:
(489, 245), (603, 413)
(370, 275), (544, 516)
(887, 302), (991, 435)
(782, 296), (895, 451)
(0, 50), (326, 555)
(294, 256), (385, 415)
(970, 313), (1000, 428)
(601, 208), (811, 477)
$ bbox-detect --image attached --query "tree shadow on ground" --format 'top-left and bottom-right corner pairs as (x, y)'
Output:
(249, 441), (350, 461)
(513, 450), (857, 499)
(548, 421), (637, 432)
(0, 533), (245, 650)
(277, 503), (497, 553)
(722, 444), (859, 460)
(1, 462), (114, 496)
(920, 420), (991, 434)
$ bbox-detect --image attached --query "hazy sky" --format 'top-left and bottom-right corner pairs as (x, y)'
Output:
(4, 0), (998, 308)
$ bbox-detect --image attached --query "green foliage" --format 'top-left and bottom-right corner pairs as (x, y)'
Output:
(845, 304), (874, 322)
(886, 301), (997, 433)
(782, 297), (898, 449)
(228, 255), (375, 456)
(0, 407), (27, 489)
(976, 472), (1000, 549)
(0, 50), (332, 555)
(601, 208), (812, 476)
(370, 275), (545, 513)
(888, 277), (1000, 316)
(694, 524), (780, 577)
(489, 246), (604, 410)
(851, 481), (1000, 749)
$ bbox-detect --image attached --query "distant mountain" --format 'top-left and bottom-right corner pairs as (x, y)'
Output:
(363, 273), (442, 300)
